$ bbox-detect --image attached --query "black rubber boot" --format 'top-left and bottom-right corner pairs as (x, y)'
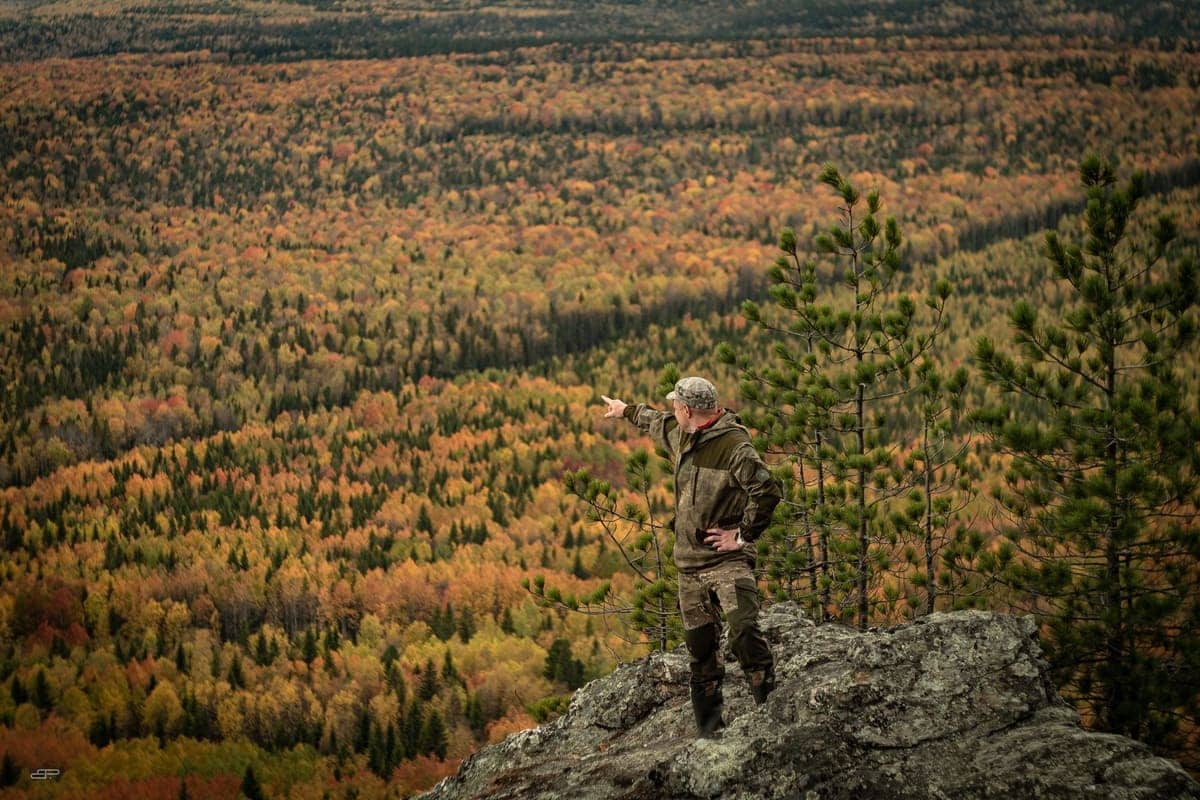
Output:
(691, 680), (725, 738)
(747, 669), (776, 705)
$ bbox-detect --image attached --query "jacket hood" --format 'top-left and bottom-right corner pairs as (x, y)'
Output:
(696, 409), (745, 437)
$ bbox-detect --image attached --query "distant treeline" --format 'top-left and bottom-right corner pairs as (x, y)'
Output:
(2, 0), (1199, 62)
(943, 157), (1200, 257)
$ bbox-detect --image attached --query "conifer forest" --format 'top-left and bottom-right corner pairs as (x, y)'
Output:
(1, 1), (1198, 796)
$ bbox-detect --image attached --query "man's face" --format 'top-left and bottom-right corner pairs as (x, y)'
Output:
(672, 400), (692, 432)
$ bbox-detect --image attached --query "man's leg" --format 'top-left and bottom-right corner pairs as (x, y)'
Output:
(679, 571), (725, 737)
(711, 561), (776, 705)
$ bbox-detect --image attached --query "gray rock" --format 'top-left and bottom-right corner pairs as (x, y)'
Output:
(420, 603), (1199, 800)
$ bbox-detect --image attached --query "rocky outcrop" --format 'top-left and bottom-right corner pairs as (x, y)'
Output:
(420, 603), (1200, 800)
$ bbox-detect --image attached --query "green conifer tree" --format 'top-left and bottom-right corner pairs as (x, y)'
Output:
(227, 654), (245, 690)
(417, 658), (439, 700)
(403, 698), (423, 756)
(543, 638), (586, 690)
(456, 607), (475, 642)
(418, 709), (448, 759)
(9, 676), (26, 706)
(536, 432), (681, 652)
(897, 358), (980, 614)
(974, 156), (1199, 766)
(722, 164), (951, 628)
(32, 669), (52, 711)
(0, 752), (19, 788)
(301, 628), (318, 665)
(239, 765), (265, 800)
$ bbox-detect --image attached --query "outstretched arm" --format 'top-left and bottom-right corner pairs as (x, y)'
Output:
(600, 394), (677, 456)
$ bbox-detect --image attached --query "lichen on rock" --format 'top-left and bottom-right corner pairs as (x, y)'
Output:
(420, 603), (1200, 800)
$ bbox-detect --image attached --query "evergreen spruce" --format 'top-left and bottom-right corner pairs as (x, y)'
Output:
(386, 722), (402, 770)
(417, 658), (439, 700)
(227, 655), (245, 690)
(544, 638), (586, 690)
(239, 765), (265, 800)
(456, 607), (475, 642)
(1, 752), (19, 787)
(8, 676), (26, 706)
(441, 650), (460, 685)
(32, 669), (52, 710)
(355, 708), (371, 754)
(466, 693), (486, 740)
(253, 632), (272, 666)
(403, 698), (423, 756)
(301, 628), (318, 664)
(418, 709), (448, 759)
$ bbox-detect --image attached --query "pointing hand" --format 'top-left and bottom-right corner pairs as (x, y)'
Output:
(601, 395), (627, 418)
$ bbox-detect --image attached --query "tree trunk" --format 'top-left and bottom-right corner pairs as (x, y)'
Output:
(856, 381), (868, 631)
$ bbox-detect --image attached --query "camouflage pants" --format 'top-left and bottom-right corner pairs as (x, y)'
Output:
(678, 559), (774, 689)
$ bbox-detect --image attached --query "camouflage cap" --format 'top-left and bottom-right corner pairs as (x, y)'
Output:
(666, 376), (718, 410)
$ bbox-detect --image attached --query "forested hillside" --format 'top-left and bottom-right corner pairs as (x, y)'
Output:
(3, 0), (1197, 60)
(1, 1), (1197, 797)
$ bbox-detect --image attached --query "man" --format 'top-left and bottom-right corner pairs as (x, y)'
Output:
(601, 376), (781, 738)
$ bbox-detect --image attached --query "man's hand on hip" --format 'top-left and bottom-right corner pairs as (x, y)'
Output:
(601, 395), (627, 418)
(703, 527), (744, 552)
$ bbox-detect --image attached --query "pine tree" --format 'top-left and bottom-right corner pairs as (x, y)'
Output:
(418, 709), (448, 759)
(0, 752), (19, 787)
(386, 721), (402, 770)
(456, 607), (475, 642)
(402, 698), (423, 756)
(9, 676), (26, 706)
(974, 156), (1199, 766)
(355, 709), (372, 754)
(441, 650), (460, 685)
(417, 658), (438, 700)
(544, 639), (586, 690)
(415, 503), (434, 535)
(367, 722), (386, 776)
(253, 632), (272, 666)
(89, 712), (112, 747)
(32, 669), (52, 710)
(432, 604), (455, 641)
(239, 765), (265, 800)
(227, 655), (245, 690)
(898, 359), (979, 614)
(722, 164), (951, 628)
(466, 694), (487, 740)
(538, 432), (681, 652)
(386, 663), (407, 703)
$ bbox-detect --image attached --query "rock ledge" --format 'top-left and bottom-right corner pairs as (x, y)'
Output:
(421, 603), (1199, 800)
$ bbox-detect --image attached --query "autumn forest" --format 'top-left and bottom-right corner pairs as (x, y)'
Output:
(1, 1), (1198, 797)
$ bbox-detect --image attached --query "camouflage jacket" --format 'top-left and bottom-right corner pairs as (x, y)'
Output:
(623, 404), (781, 573)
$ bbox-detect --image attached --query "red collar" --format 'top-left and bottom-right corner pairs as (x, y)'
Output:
(693, 411), (723, 432)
